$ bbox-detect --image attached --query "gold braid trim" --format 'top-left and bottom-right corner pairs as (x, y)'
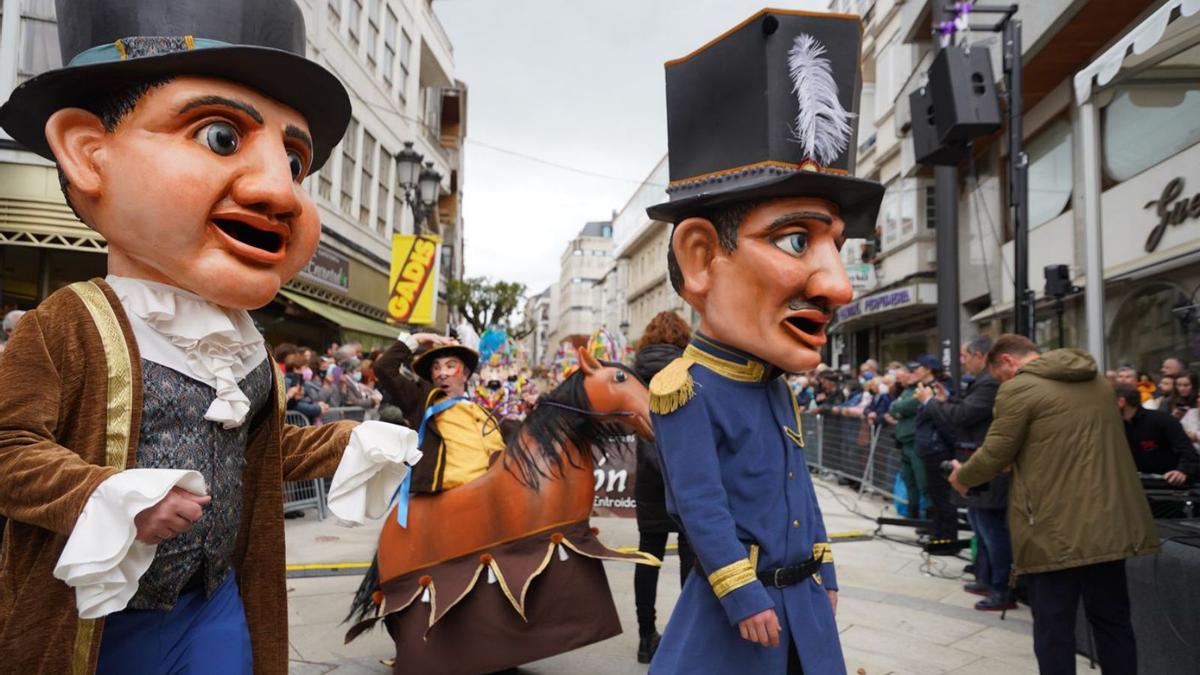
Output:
(67, 281), (134, 675)
(708, 558), (757, 599)
(649, 357), (695, 415)
(813, 542), (833, 564)
(685, 342), (765, 382)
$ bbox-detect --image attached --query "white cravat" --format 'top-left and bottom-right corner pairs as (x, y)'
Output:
(106, 275), (267, 428)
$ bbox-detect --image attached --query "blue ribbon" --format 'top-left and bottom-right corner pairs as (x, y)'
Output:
(391, 395), (468, 527)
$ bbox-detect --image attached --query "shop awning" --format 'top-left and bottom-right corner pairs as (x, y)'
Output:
(277, 289), (397, 341)
(832, 282), (937, 332)
(1074, 0), (1200, 104)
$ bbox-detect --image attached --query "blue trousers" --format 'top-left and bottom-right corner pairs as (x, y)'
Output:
(967, 507), (1013, 592)
(97, 573), (253, 675)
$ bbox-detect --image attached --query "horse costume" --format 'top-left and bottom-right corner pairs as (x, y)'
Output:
(347, 348), (660, 673)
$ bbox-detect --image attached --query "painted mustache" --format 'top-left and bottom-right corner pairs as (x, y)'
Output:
(788, 298), (831, 317)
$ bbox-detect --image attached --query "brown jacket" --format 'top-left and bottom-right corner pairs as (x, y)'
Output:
(957, 349), (1159, 576)
(0, 279), (354, 674)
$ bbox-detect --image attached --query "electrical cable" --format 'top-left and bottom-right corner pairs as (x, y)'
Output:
(342, 90), (668, 187)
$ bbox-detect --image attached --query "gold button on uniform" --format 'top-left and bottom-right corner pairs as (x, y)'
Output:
(792, 519), (800, 528)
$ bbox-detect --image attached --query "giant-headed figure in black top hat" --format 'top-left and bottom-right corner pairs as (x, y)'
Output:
(0, 2), (424, 674)
(646, 8), (882, 673)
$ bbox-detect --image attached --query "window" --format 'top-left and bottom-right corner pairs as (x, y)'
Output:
(18, 0), (60, 85)
(340, 118), (359, 214)
(1025, 118), (1072, 229)
(1103, 84), (1200, 183)
(377, 148), (392, 233)
(360, 131), (377, 226)
(398, 29), (412, 104)
(383, 8), (399, 86)
(347, 0), (362, 50)
(327, 0), (341, 28)
(318, 170), (332, 201)
(423, 87), (441, 137)
(366, 0), (380, 71)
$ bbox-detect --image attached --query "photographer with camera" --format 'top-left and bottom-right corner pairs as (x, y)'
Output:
(949, 335), (1157, 674)
(912, 355), (958, 546)
(916, 338), (1012, 611)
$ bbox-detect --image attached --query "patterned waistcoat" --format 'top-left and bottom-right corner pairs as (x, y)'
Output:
(127, 357), (273, 610)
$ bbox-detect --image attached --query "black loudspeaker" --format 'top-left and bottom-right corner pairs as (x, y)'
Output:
(1044, 264), (1073, 297)
(928, 45), (1002, 143)
(909, 86), (967, 166)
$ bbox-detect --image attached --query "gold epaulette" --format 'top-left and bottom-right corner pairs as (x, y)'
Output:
(649, 357), (695, 415)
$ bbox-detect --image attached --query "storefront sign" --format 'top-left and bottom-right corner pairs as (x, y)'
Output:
(845, 263), (877, 291)
(1144, 177), (1200, 253)
(837, 286), (916, 322)
(298, 245), (350, 292)
(591, 444), (637, 518)
(388, 234), (442, 325)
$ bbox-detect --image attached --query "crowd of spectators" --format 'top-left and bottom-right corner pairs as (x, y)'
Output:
(272, 341), (384, 424)
(786, 345), (1200, 615)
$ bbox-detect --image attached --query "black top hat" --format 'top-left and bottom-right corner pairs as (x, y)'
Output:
(0, 0), (350, 171)
(413, 344), (480, 383)
(647, 9), (884, 238)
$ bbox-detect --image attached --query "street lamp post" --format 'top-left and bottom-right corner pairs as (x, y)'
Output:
(396, 141), (442, 231)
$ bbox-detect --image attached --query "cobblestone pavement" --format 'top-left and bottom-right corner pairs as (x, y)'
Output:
(285, 476), (1090, 674)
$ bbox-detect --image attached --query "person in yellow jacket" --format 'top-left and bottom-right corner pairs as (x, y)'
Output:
(374, 333), (505, 494)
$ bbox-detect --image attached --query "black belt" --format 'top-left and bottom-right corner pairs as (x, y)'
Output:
(757, 556), (822, 589)
(694, 556), (823, 589)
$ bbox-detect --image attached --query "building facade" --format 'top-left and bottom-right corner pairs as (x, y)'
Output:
(546, 220), (614, 349)
(520, 284), (554, 367)
(611, 155), (695, 345)
(827, 0), (1197, 373)
(0, 0), (466, 350)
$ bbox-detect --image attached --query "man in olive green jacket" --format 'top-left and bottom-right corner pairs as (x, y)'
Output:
(950, 335), (1157, 675)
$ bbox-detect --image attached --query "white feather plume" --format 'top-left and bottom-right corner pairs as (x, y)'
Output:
(788, 33), (854, 166)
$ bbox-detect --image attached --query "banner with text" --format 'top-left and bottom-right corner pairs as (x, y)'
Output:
(591, 441), (638, 518)
(388, 234), (441, 326)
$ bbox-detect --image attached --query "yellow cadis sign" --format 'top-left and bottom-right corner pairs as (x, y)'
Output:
(388, 234), (441, 325)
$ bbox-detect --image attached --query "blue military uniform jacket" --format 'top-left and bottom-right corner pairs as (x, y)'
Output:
(649, 335), (843, 674)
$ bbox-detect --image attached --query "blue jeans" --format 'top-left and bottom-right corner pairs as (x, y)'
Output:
(967, 507), (1012, 592)
(97, 573), (253, 675)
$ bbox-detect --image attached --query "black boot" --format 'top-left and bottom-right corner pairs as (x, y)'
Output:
(637, 632), (661, 664)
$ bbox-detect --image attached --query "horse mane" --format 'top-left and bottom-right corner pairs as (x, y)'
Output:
(503, 361), (637, 489)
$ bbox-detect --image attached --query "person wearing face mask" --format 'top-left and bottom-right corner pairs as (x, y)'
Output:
(373, 333), (505, 493)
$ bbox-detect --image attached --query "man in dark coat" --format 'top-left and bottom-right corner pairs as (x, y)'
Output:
(917, 337), (1011, 609)
(913, 354), (958, 545)
(632, 327), (695, 663)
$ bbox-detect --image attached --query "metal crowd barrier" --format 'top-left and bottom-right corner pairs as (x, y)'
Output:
(800, 413), (904, 504)
(282, 410), (328, 520)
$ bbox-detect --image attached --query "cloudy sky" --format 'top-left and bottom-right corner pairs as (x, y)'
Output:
(433, 0), (825, 295)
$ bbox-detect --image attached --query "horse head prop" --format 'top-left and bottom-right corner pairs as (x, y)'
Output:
(504, 347), (651, 489)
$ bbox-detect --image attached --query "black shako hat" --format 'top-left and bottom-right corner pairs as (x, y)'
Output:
(0, 0), (350, 172)
(647, 8), (884, 238)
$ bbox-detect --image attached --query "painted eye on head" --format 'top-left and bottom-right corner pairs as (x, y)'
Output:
(196, 121), (239, 156)
(772, 232), (809, 257)
(614, 370), (627, 383)
(287, 149), (305, 181)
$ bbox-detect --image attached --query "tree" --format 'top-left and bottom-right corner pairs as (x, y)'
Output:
(447, 277), (532, 338)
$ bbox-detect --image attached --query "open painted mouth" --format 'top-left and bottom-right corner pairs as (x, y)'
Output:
(213, 218), (284, 254)
(786, 316), (825, 335)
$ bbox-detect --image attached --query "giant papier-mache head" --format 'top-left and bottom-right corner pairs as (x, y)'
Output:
(0, 0), (352, 310)
(649, 9), (884, 373)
